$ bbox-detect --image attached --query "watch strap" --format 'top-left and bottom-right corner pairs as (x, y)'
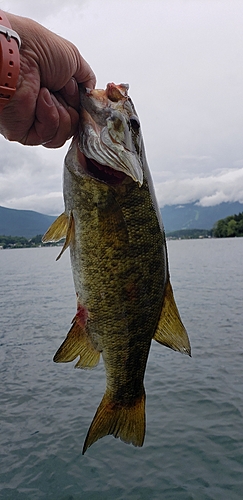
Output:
(0, 11), (20, 111)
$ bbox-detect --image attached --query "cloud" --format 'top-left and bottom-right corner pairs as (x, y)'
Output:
(0, 137), (64, 214)
(155, 168), (243, 207)
(5, 192), (63, 215)
(1, 0), (243, 213)
(2, 0), (88, 22)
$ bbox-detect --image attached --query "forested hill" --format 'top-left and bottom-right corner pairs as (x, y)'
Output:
(1, 202), (243, 238)
(161, 201), (243, 232)
(0, 206), (55, 238)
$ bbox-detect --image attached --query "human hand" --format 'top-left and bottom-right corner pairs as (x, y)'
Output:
(0, 13), (96, 148)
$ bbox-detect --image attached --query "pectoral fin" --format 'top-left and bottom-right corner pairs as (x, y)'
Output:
(42, 212), (75, 261)
(42, 212), (69, 242)
(56, 212), (75, 261)
(54, 320), (100, 369)
(153, 280), (191, 356)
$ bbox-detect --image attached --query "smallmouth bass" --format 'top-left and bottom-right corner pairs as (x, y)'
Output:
(43, 82), (191, 454)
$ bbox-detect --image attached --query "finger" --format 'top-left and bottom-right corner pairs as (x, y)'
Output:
(82, 72), (96, 90)
(73, 55), (96, 90)
(42, 92), (80, 148)
(43, 104), (79, 149)
(23, 88), (60, 145)
(59, 77), (80, 111)
(24, 89), (78, 148)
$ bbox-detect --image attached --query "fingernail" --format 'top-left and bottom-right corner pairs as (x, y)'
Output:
(64, 77), (77, 96)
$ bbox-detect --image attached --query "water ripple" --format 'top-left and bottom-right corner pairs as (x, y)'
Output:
(0, 241), (243, 499)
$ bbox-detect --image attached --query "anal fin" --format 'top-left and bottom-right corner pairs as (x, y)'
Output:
(82, 390), (146, 454)
(153, 280), (191, 356)
(54, 320), (100, 369)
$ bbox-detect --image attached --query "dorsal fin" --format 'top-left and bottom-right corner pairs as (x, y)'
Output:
(153, 280), (191, 356)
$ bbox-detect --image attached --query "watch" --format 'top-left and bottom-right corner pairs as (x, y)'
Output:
(0, 10), (21, 111)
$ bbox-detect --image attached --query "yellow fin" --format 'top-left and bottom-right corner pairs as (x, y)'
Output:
(153, 280), (191, 356)
(82, 390), (146, 454)
(42, 212), (69, 243)
(53, 320), (100, 369)
(56, 212), (75, 261)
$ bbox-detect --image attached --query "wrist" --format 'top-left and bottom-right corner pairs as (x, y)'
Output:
(0, 10), (21, 111)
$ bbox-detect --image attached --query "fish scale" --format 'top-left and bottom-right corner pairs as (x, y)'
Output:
(43, 82), (191, 454)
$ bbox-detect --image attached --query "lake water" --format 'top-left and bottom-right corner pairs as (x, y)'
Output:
(0, 238), (242, 500)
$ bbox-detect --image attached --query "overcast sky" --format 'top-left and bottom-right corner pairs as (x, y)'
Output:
(1, 0), (243, 214)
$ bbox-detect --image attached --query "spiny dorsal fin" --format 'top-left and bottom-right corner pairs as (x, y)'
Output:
(53, 320), (100, 369)
(82, 390), (146, 454)
(153, 280), (191, 356)
(42, 212), (69, 243)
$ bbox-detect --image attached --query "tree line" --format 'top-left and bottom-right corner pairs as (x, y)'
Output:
(212, 212), (243, 238)
(0, 234), (61, 248)
(1, 212), (242, 246)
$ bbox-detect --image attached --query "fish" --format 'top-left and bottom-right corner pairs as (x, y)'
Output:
(43, 82), (191, 454)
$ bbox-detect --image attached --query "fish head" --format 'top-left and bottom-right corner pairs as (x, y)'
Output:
(76, 83), (143, 186)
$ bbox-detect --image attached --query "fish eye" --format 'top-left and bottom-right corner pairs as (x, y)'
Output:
(130, 116), (140, 131)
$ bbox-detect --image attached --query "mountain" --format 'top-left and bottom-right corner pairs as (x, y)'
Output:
(0, 206), (56, 238)
(161, 202), (243, 233)
(1, 201), (243, 238)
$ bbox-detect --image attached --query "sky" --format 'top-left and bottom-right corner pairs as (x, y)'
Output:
(1, 0), (243, 214)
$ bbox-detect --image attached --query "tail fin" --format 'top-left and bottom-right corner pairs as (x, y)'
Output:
(82, 390), (146, 454)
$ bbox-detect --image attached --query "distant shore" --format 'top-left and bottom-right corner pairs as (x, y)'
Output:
(1, 230), (242, 250)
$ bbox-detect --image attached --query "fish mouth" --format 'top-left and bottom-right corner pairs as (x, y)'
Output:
(85, 156), (127, 186)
